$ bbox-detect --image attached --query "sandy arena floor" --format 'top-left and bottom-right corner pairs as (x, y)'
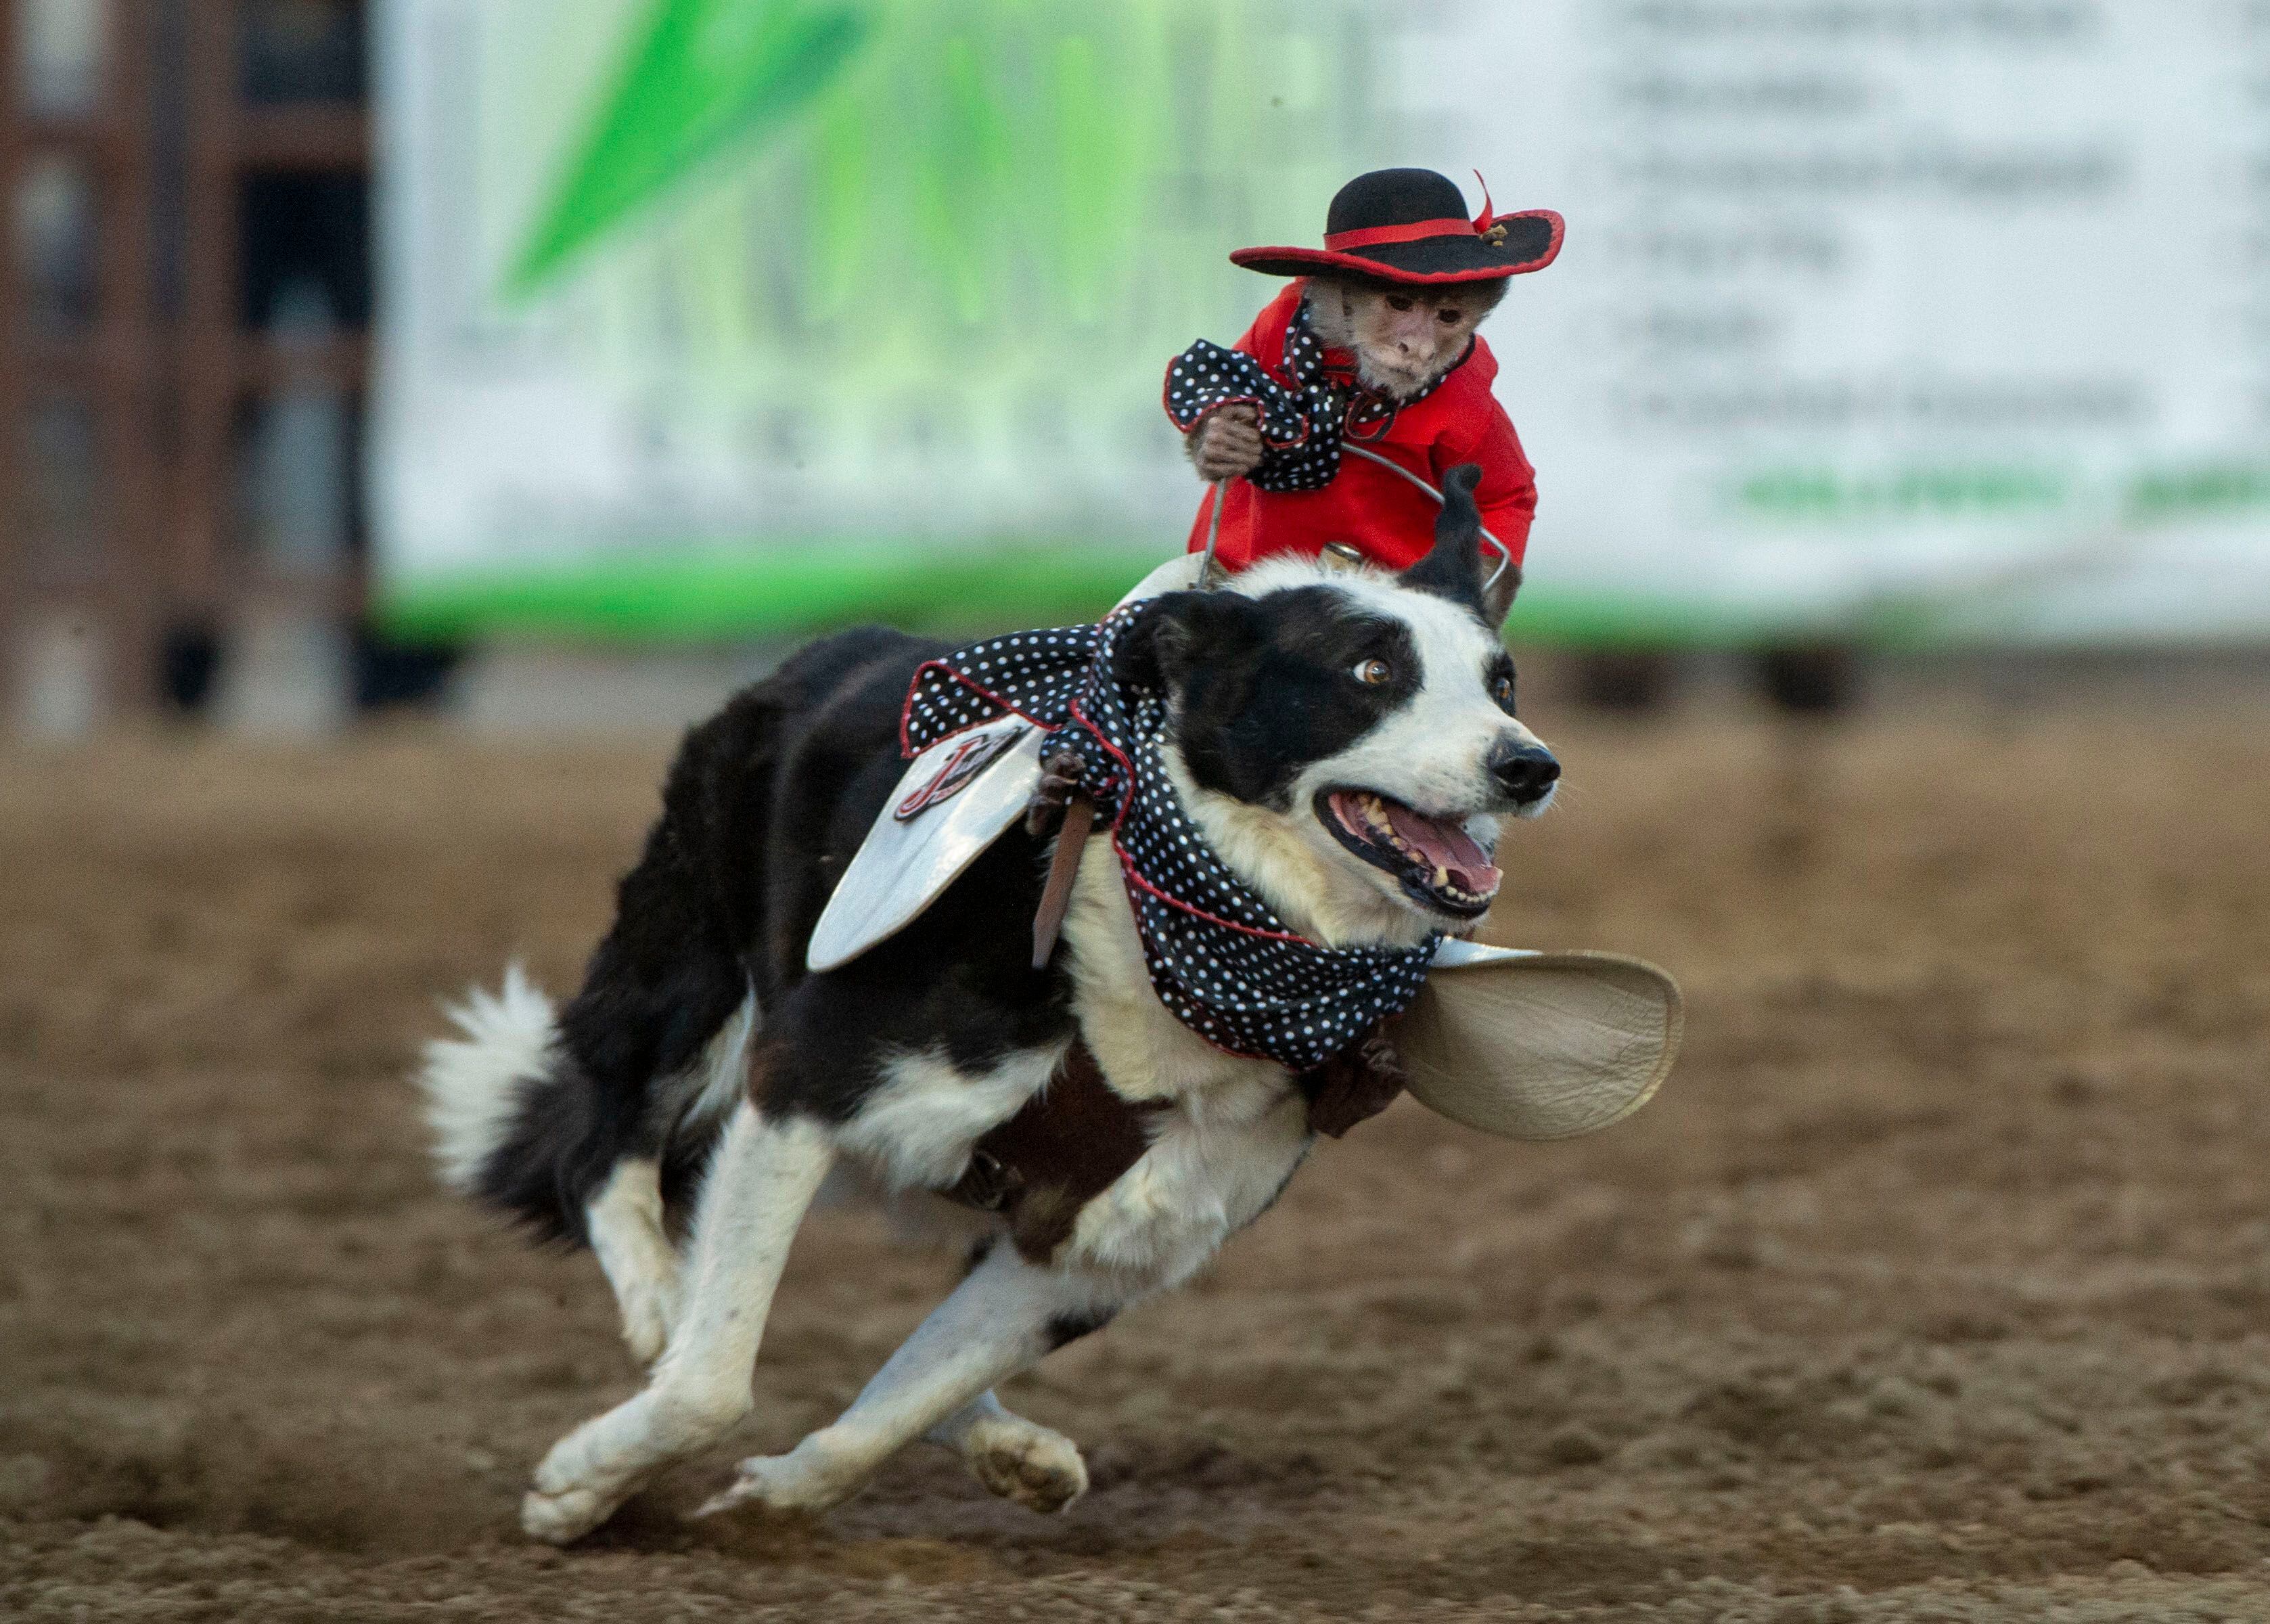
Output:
(3, 698), (2269, 1621)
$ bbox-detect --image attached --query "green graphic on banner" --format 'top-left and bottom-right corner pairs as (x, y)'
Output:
(383, 0), (1336, 645)
(502, 0), (1183, 346)
(510, 0), (867, 298)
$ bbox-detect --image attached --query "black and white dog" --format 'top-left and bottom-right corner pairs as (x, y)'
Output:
(419, 466), (1559, 1543)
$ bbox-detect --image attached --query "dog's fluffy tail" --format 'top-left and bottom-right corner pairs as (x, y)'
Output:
(419, 964), (622, 1247)
(418, 965), (560, 1196)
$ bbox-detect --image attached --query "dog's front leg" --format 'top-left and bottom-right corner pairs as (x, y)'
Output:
(522, 1104), (835, 1544)
(698, 1244), (1120, 1519)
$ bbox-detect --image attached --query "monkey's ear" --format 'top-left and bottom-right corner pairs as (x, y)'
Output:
(1399, 463), (1488, 616)
(1113, 591), (1264, 696)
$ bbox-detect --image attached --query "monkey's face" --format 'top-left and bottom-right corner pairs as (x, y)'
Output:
(1327, 281), (1502, 401)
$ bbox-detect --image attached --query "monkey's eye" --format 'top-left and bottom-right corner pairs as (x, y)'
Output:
(1353, 658), (1394, 686)
(1386, 294), (1415, 313)
(1489, 674), (1515, 706)
(1438, 307), (1467, 325)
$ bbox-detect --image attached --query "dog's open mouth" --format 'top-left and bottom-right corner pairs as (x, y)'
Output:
(1318, 789), (1501, 918)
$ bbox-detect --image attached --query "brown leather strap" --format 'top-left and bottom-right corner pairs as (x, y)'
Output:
(945, 1039), (1162, 1262)
(1030, 794), (1095, 969)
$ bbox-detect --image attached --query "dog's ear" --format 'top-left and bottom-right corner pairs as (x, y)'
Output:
(1399, 462), (1487, 616)
(1114, 590), (1265, 697)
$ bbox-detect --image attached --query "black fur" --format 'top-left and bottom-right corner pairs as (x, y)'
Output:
(471, 572), (1518, 1246)
(472, 625), (1073, 1240)
(1043, 1309), (1116, 1351)
(1398, 461), (1488, 616)
(1118, 587), (1422, 811)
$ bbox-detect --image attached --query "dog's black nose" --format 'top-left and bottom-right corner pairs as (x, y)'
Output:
(1489, 740), (1560, 803)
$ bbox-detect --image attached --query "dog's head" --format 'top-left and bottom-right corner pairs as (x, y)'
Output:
(1116, 466), (1558, 949)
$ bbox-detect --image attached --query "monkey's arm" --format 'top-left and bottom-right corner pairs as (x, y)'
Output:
(1164, 298), (1284, 486)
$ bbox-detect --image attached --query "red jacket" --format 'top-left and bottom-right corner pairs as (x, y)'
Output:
(1173, 281), (1537, 574)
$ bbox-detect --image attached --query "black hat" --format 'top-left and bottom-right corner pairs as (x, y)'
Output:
(1231, 167), (1561, 284)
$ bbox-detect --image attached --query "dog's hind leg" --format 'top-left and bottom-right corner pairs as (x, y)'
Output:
(926, 1390), (1089, 1514)
(698, 1244), (1121, 1519)
(522, 1102), (834, 1545)
(585, 992), (761, 1366)
(583, 1157), (681, 1368)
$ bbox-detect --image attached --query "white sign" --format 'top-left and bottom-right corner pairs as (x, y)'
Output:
(375, 0), (2270, 646)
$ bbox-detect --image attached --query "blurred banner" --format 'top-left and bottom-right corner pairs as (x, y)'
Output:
(375, 0), (2270, 646)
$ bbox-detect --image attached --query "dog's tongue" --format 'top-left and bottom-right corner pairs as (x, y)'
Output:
(1385, 804), (1501, 896)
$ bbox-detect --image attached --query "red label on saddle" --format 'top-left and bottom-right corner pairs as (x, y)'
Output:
(894, 725), (1028, 821)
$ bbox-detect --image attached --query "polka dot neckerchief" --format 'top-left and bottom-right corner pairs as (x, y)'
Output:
(901, 608), (1442, 1071)
(1163, 300), (1457, 491)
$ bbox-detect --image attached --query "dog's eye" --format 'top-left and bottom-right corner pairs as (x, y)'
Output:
(1353, 658), (1393, 685)
(1489, 675), (1514, 706)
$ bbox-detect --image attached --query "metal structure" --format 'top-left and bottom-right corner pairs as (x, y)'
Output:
(1, 0), (369, 726)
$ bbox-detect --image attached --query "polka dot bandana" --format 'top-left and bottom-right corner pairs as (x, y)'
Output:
(903, 610), (1442, 1070)
(1163, 301), (1454, 491)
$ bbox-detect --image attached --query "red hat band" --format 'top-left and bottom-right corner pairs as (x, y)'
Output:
(1323, 217), (1478, 250)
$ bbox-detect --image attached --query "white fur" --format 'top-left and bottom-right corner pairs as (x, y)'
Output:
(1240, 558), (1549, 820)
(528, 843), (1303, 1536)
(1200, 558), (1556, 936)
(1058, 843), (1315, 1282)
(836, 1041), (1064, 1192)
(928, 1390), (1088, 1513)
(585, 1159), (680, 1366)
(1065, 1068), (1310, 1285)
(1062, 842), (1285, 1102)
(524, 1104), (836, 1544)
(691, 946), (1309, 1518)
(662, 989), (760, 1135)
(700, 1242), (1124, 1518)
(516, 562), (1558, 1539)
(581, 991), (759, 1366)
(418, 964), (554, 1193)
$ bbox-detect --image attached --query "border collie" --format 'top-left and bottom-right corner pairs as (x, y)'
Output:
(419, 468), (1559, 1543)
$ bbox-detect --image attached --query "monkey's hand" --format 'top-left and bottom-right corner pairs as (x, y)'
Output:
(1187, 404), (1265, 483)
(1301, 1020), (1409, 1139)
(1023, 749), (1087, 837)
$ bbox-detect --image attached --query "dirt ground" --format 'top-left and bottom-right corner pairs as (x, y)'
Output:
(5, 694), (2270, 1622)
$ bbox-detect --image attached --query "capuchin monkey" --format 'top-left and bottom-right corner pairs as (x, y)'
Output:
(1187, 276), (1508, 483)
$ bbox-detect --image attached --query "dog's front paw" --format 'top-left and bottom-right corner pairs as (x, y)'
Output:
(962, 1414), (1088, 1514)
(522, 1429), (650, 1544)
